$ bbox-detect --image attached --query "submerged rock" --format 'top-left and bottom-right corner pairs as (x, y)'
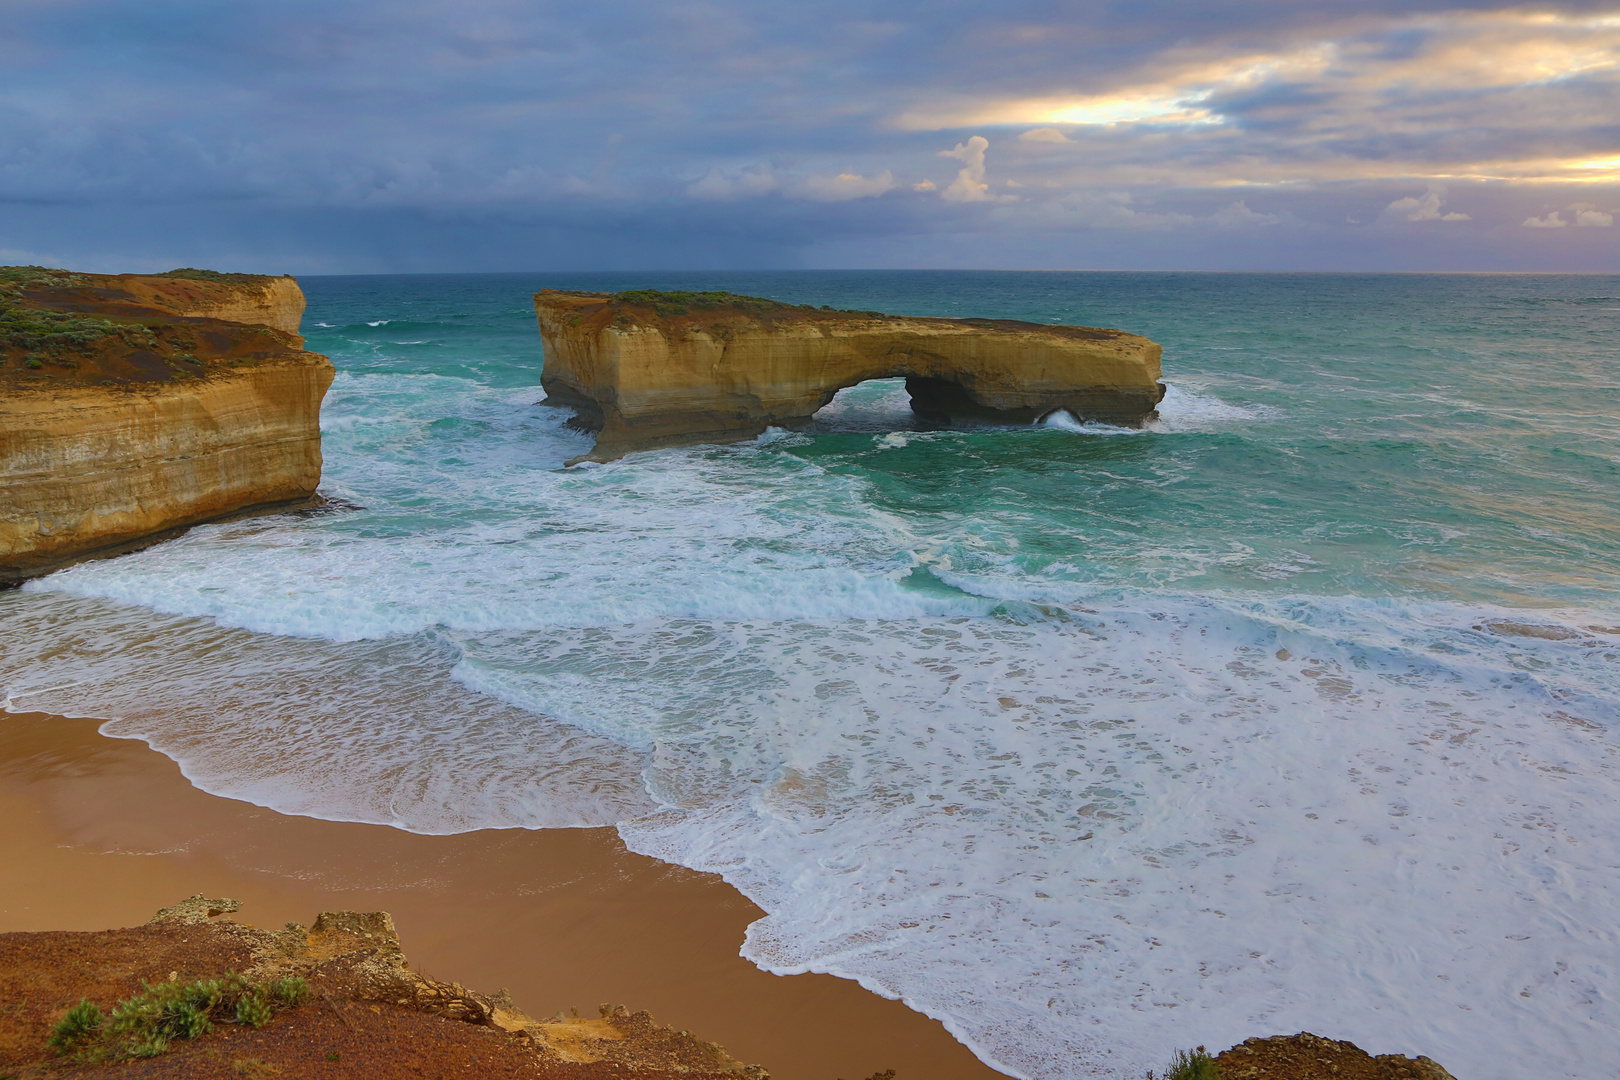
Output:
(0, 266), (334, 585)
(534, 288), (1164, 462)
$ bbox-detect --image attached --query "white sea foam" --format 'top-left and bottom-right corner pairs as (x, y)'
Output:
(6, 587), (1617, 1079)
(0, 593), (653, 831)
(1151, 383), (1278, 432)
(1039, 410), (1140, 435)
(1040, 385), (1276, 437)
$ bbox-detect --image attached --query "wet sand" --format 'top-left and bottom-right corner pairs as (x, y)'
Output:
(0, 710), (1006, 1080)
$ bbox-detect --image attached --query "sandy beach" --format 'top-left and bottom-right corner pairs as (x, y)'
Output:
(0, 709), (1004, 1080)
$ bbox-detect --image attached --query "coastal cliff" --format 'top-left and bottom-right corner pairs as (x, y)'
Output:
(535, 289), (1164, 461)
(1, 267), (333, 585)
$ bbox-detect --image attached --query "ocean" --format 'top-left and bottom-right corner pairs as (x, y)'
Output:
(4, 270), (1618, 1079)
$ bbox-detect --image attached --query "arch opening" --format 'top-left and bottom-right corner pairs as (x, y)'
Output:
(810, 375), (1045, 433)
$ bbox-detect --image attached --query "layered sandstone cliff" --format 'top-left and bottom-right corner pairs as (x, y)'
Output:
(536, 289), (1164, 461)
(1, 267), (333, 584)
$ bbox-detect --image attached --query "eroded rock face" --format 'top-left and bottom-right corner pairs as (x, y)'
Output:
(1, 267), (333, 584)
(535, 289), (1164, 461)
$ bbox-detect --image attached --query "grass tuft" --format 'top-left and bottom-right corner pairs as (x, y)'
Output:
(160, 268), (278, 283)
(1162, 1046), (1222, 1080)
(46, 972), (305, 1063)
(608, 289), (892, 321)
(235, 993), (273, 1028)
(47, 999), (102, 1055)
(267, 977), (309, 1007)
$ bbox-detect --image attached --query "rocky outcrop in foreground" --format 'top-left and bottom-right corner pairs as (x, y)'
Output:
(0, 894), (768, 1079)
(0, 267), (333, 585)
(1212, 1032), (1458, 1080)
(535, 289), (1164, 461)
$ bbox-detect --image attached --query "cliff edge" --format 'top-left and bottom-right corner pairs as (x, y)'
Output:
(1, 895), (768, 1079)
(0, 266), (334, 585)
(535, 289), (1165, 462)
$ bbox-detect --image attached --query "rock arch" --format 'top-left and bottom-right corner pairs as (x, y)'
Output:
(534, 290), (1165, 462)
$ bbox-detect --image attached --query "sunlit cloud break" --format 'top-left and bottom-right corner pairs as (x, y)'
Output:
(894, 9), (1620, 159)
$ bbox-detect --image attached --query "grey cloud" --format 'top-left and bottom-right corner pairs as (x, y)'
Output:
(2, 0), (1619, 270)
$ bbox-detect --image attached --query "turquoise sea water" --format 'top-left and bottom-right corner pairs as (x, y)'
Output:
(4, 271), (1619, 1079)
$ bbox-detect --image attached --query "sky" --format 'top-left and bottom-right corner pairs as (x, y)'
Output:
(2, 0), (1618, 272)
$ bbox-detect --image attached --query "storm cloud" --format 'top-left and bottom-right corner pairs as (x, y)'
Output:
(2, 0), (1617, 270)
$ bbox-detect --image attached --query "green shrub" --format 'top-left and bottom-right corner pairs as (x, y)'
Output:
(128, 1033), (171, 1058)
(1162, 1046), (1222, 1080)
(160, 268), (269, 283)
(236, 993), (273, 1028)
(48, 972), (303, 1063)
(609, 289), (888, 320)
(267, 977), (309, 1006)
(0, 265), (91, 290)
(47, 999), (102, 1055)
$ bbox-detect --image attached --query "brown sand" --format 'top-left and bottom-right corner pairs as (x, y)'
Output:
(0, 710), (1006, 1080)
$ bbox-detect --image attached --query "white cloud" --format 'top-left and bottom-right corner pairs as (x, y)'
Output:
(940, 135), (992, 201)
(1386, 187), (1470, 222)
(939, 136), (1016, 203)
(1211, 200), (1280, 227)
(686, 165), (777, 200)
(798, 170), (896, 202)
(912, 180), (937, 192)
(1528, 205), (1616, 227)
(1019, 127), (1071, 143)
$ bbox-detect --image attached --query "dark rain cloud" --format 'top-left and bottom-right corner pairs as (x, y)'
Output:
(2, 0), (1617, 271)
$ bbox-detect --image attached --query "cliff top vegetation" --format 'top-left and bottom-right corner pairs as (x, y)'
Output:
(543, 288), (1120, 342)
(160, 268), (291, 283)
(1, 268), (140, 375)
(608, 289), (888, 320)
(1, 265), (312, 391)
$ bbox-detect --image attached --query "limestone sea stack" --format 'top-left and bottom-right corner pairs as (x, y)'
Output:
(535, 289), (1165, 461)
(1, 267), (334, 585)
